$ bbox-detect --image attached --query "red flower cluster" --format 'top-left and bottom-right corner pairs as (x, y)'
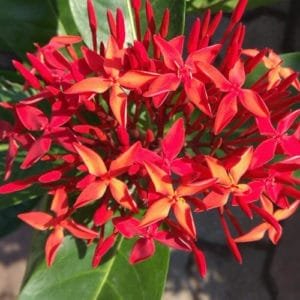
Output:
(0, 0), (299, 276)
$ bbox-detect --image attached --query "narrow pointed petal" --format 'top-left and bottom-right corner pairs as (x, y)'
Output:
(235, 223), (269, 243)
(250, 204), (282, 243)
(230, 147), (253, 183)
(205, 156), (231, 185)
(184, 78), (212, 116)
(65, 77), (112, 94)
(196, 61), (232, 91)
(50, 188), (68, 216)
(256, 117), (276, 135)
(140, 197), (172, 227)
(129, 238), (155, 264)
(153, 35), (183, 70)
(220, 213), (242, 263)
(62, 219), (98, 239)
(162, 118), (185, 161)
(176, 178), (216, 197)
(274, 200), (300, 221)
(50, 35), (82, 45)
(93, 200), (114, 227)
(277, 109), (300, 134)
(110, 142), (141, 175)
(26, 53), (54, 83)
(45, 226), (64, 267)
(0, 177), (35, 194)
(73, 143), (107, 177)
(239, 89), (269, 118)
(113, 216), (140, 238)
(21, 136), (52, 169)
(280, 135), (300, 156)
(16, 105), (48, 131)
(116, 8), (125, 48)
(214, 93), (238, 135)
(191, 244), (207, 277)
(202, 191), (230, 210)
(251, 139), (277, 168)
(143, 162), (173, 195)
(18, 212), (52, 230)
(143, 73), (180, 98)
(186, 44), (221, 66)
(92, 234), (116, 267)
(74, 180), (107, 208)
(119, 70), (158, 89)
(173, 200), (196, 239)
(154, 231), (191, 251)
(228, 60), (245, 86)
(12, 60), (41, 89)
(87, 0), (98, 50)
(109, 178), (138, 212)
(109, 85), (127, 127)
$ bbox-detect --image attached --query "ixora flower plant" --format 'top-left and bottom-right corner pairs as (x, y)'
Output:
(0, 0), (299, 298)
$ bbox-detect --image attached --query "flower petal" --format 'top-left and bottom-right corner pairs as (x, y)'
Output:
(140, 197), (172, 227)
(65, 77), (112, 94)
(45, 226), (64, 267)
(109, 178), (138, 212)
(75, 180), (108, 209)
(18, 212), (52, 230)
(129, 238), (155, 264)
(173, 200), (196, 239)
(73, 143), (107, 177)
(162, 118), (185, 161)
(239, 89), (269, 118)
(214, 92), (238, 135)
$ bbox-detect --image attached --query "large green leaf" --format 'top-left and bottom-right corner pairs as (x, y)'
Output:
(20, 234), (169, 300)
(68, 0), (186, 48)
(186, 0), (278, 13)
(281, 52), (300, 72)
(0, 0), (58, 58)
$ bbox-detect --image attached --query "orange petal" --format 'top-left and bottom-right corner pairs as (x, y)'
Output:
(173, 200), (196, 239)
(74, 180), (108, 208)
(110, 142), (141, 175)
(176, 178), (216, 197)
(239, 89), (270, 118)
(214, 92), (238, 135)
(143, 73), (180, 98)
(143, 161), (174, 196)
(140, 197), (172, 227)
(50, 188), (68, 217)
(229, 147), (253, 184)
(65, 77), (112, 94)
(205, 156), (231, 186)
(73, 143), (107, 177)
(109, 178), (138, 212)
(109, 84), (127, 127)
(202, 190), (230, 210)
(18, 212), (53, 230)
(274, 200), (300, 221)
(235, 223), (269, 243)
(119, 70), (158, 89)
(45, 226), (64, 267)
(184, 78), (212, 116)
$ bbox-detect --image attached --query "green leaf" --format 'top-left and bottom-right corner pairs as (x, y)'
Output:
(281, 52), (300, 72)
(0, 0), (58, 58)
(186, 0), (278, 13)
(20, 234), (170, 300)
(68, 0), (186, 48)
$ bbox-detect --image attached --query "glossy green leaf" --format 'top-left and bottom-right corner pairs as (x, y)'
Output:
(20, 234), (170, 300)
(0, 0), (58, 58)
(68, 0), (186, 48)
(281, 52), (300, 72)
(186, 0), (278, 13)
